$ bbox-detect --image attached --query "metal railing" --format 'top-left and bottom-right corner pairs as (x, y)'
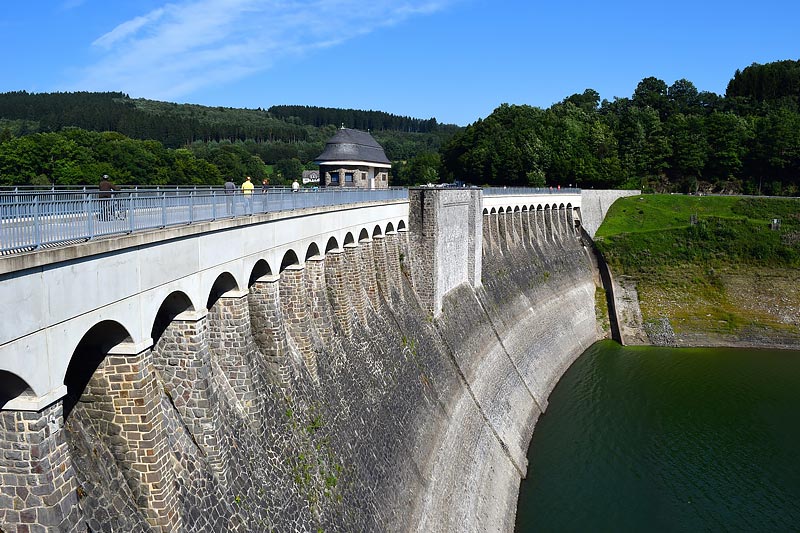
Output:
(483, 187), (581, 196)
(0, 187), (408, 255)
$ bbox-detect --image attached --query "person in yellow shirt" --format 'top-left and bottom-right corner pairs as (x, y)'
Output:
(241, 176), (254, 195)
(241, 176), (254, 213)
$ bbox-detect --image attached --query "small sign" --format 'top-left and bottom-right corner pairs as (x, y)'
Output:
(302, 171), (319, 184)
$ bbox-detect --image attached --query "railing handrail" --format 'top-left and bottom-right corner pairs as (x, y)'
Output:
(0, 187), (409, 255)
(483, 187), (581, 196)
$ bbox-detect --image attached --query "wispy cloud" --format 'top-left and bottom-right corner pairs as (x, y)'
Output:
(72, 0), (454, 100)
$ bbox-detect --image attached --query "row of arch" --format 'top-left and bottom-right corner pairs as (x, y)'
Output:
(482, 202), (575, 215)
(1, 218), (408, 410)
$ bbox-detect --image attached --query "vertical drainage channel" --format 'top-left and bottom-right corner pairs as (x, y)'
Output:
(579, 227), (623, 345)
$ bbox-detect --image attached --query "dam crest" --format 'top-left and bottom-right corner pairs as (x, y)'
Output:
(0, 188), (634, 531)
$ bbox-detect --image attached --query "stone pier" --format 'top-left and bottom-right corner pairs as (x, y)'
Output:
(0, 401), (84, 532)
(207, 292), (260, 423)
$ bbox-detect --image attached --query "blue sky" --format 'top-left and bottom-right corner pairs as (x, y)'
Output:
(1, 0), (798, 126)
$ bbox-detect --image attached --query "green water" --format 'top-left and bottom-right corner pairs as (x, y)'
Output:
(515, 340), (800, 532)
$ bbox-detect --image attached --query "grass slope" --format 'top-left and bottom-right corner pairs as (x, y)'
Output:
(595, 194), (800, 339)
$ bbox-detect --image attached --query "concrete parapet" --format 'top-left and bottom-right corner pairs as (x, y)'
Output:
(408, 188), (482, 317)
(580, 189), (641, 237)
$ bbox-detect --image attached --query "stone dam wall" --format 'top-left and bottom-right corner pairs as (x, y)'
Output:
(0, 190), (604, 532)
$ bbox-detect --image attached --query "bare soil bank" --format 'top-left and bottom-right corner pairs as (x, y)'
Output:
(615, 266), (800, 349)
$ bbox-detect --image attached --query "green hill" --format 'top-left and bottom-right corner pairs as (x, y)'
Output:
(595, 194), (800, 342)
(0, 92), (460, 186)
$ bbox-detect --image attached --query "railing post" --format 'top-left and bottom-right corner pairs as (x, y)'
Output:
(189, 191), (194, 223)
(128, 193), (135, 233)
(86, 193), (94, 239)
(33, 194), (41, 249)
(161, 192), (167, 228)
(211, 190), (217, 220)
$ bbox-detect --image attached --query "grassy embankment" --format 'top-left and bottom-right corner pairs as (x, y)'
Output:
(594, 194), (800, 338)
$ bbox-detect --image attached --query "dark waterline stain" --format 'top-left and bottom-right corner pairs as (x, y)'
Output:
(515, 340), (800, 532)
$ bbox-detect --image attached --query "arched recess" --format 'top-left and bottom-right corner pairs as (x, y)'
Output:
(514, 206), (520, 212)
(397, 220), (406, 231)
(506, 206), (512, 212)
(522, 206), (528, 212)
(386, 222), (395, 233)
(358, 229), (370, 242)
(63, 320), (133, 418)
(151, 291), (194, 345)
(0, 370), (34, 409)
(325, 236), (339, 253)
(248, 259), (272, 286)
(280, 249), (300, 272)
(490, 207), (497, 214)
(482, 209), (489, 215)
(305, 242), (321, 260)
(372, 225), (382, 238)
(498, 207), (505, 214)
(559, 203), (565, 210)
(344, 232), (356, 245)
(207, 272), (239, 309)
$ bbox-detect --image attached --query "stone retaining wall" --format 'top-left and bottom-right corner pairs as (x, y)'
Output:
(1, 189), (602, 532)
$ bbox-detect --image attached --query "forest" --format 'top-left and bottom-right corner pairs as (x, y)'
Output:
(441, 59), (800, 194)
(0, 59), (798, 193)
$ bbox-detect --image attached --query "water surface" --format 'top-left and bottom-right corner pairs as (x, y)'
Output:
(516, 340), (800, 531)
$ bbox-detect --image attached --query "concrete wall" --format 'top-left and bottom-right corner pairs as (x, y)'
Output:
(579, 189), (641, 237)
(0, 200), (408, 410)
(0, 189), (604, 532)
(408, 188), (482, 316)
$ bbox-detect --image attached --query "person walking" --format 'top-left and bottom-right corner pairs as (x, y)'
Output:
(292, 179), (300, 192)
(98, 174), (119, 220)
(224, 178), (236, 215)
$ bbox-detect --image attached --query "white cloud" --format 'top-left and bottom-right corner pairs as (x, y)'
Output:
(72, 0), (453, 100)
(92, 8), (167, 49)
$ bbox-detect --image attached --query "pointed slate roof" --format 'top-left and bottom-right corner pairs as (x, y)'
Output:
(315, 128), (391, 166)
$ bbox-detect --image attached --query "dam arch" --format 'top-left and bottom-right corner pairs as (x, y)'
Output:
(2, 187), (649, 532)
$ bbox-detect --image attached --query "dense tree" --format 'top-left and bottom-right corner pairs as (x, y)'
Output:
(267, 105), (457, 133)
(632, 77), (669, 118)
(397, 152), (442, 185)
(726, 60), (800, 111)
(274, 158), (304, 182)
(1, 60), (800, 195)
(439, 60), (800, 194)
(667, 79), (701, 115)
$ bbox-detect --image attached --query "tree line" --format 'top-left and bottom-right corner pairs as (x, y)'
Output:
(0, 59), (798, 193)
(268, 105), (459, 133)
(435, 60), (800, 195)
(0, 93), (456, 186)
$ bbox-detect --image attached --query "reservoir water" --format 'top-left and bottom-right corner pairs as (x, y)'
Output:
(515, 340), (800, 531)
